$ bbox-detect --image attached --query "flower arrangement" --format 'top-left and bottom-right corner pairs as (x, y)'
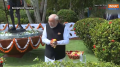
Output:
(66, 51), (84, 59)
(0, 57), (6, 66)
(51, 39), (57, 48)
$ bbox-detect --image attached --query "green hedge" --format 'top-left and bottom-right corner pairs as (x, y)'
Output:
(57, 9), (78, 23)
(89, 19), (120, 64)
(32, 60), (119, 67)
(19, 10), (35, 24)
(8, 10), (35, 24)
(0, 9), (6, 22)
(73, 18), (106, 50)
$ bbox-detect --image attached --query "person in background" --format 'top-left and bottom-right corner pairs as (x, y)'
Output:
(118, 13), (120, 18)
(42, 14), (69, 63)
(103, 12), (118, 20)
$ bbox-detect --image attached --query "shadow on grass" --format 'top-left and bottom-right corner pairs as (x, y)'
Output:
(5, 48), (45, 66)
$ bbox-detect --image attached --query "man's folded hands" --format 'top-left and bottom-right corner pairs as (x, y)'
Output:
(50, 39), (57, 48)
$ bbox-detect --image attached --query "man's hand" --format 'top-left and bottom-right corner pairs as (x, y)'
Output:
(50, 40), (57, 48)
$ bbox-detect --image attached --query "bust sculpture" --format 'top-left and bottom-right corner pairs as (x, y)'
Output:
(7, 0), (25, 33)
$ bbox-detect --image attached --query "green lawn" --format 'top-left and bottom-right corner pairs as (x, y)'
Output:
(1, 40), (98, 67)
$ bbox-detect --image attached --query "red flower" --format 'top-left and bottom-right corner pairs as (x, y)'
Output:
(70, 51), (72, 53)
(7, 5), (10, 10)
(74, 28), (75, 30)
(74, 32), (76, 34)
(93, 45), (96, 48)
(89, 7), (92, 10)
(75, 54), (78, 56)
(103, 6), (106, 9)
(75, 51), (78, 52)
(98, 7), (101, 9)
(109, 22), (112, 24)
(103, 49), (105, 51)
(0, 61), (3, 63)
(111, 40), (115, 42)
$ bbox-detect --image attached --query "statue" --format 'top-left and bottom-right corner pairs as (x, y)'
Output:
(7, 0), (25, 33)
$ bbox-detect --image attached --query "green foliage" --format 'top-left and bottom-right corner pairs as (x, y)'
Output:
(0, 9), (6, 22)
(89, 19), (120, 64)
(73, 18), (106, 50)
(0, 6), (4, 10)
(8, 10), (35, 24)
(89, 6), (106, 18)
(46, 9), (57, 21)
(32, 60), (119, 67)
(13, 10), (35, 24)
(57, 9), (78, 23)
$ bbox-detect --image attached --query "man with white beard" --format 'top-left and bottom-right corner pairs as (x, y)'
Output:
(42, 14), (69, 63)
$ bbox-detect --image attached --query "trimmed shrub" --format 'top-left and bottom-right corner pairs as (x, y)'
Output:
(57, 9), (78, 23)
(19, 10), (29, 24)
(8, 10), (35, 24)
(32, 60), (119, 67)
(0, 9), (6, 22)
(89, 19), (120, 64)
(73, 18), (106, 50)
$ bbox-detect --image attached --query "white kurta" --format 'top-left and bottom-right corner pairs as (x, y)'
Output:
(42, 24), (69, 63)
(118, 14), (120, 18)
(106, 13), (111, 20)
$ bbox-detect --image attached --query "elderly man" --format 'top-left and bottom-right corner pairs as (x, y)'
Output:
(42, 14), (69, 63)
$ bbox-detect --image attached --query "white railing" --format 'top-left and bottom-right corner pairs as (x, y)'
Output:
(0, 22), (78, 38)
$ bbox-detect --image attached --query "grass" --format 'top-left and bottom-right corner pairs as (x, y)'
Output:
(1, 40), (98, 67)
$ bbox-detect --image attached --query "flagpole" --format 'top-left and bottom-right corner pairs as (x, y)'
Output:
(3, 0), (9, 29)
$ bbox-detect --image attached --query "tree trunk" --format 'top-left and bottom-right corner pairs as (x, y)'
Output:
(24, 0), (33, 23)
(79, 9), (85, 19)
(31, 0), (41, 23)
(79, 3), (85, 20)
(40, 0), (44, 20)
(69, 0), (72, 10)
(41, 0), (47, 23)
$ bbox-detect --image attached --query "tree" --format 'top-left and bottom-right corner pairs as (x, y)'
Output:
(41, 0), (47, 23)
(30, 0), (41, 23)
(24, 0), (33, 23)
(28, 0), (47, 23)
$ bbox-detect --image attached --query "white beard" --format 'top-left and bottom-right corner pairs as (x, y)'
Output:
(50, 26), (54, 28)
(50, 24), (57, 28)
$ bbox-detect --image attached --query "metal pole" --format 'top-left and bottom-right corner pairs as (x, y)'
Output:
(3, 0), (9, 29)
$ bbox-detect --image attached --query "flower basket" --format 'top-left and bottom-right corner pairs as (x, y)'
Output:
(66, 51), (84, 60)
